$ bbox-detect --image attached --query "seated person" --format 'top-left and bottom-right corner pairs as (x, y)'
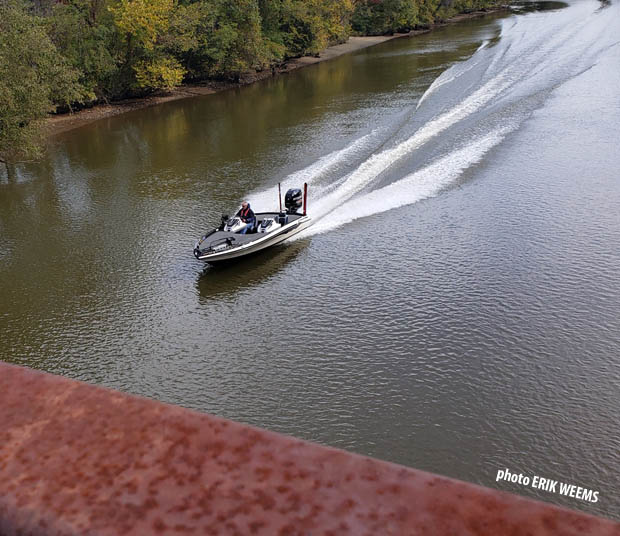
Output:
(236, 201), (256, 234)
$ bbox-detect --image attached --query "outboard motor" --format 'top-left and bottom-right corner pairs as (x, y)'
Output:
(285, 188), (303, 214)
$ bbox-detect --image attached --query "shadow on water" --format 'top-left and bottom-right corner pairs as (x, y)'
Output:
(196, 239), (309, 301)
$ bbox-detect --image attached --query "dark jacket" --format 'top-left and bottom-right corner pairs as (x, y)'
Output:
(236, 204), (256, 225)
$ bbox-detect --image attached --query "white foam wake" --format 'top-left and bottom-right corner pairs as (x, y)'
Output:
(248, 0), (612, 236)
(298, 126), (512, 237)
(300, 1), (607, 226)
(249, 130), (380, 211)
(416, 39), (489, 110)
(306, 71), (512, 223)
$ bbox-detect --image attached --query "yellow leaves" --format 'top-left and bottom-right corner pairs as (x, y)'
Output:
(134, 56), (185, 90)
(109, 0), (174, 50)
(109, 0), (184, 91)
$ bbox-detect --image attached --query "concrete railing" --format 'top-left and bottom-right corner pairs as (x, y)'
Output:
(1, 362), (618, 535)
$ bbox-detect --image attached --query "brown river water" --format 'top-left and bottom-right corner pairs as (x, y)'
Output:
(1, 0), (619, 520)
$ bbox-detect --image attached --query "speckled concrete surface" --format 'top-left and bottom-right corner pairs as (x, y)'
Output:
(1, 363), (618, 535)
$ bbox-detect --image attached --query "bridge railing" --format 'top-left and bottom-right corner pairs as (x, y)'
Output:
(1, 363), (617, 535)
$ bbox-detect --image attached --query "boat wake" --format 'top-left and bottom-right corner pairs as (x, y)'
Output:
(251, 0), (619, 238)
(306, 127), (512, 235)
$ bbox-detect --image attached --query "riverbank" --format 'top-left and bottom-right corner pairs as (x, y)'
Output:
(46, 7), (506, 136)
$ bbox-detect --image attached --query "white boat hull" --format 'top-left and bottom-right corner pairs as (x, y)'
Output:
(195, 215), (311, 264)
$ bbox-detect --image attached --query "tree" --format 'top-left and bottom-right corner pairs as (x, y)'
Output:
(46, 0), (118, 101)
(352, 0), (422, 35)
(0, 0), (88, 175)
(167, 0), (268, 82)
(109, 0), (185, 92)
(259, 0), (353, 60)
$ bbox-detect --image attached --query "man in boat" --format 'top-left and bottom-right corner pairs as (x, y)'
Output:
(236, 201), (256, 234)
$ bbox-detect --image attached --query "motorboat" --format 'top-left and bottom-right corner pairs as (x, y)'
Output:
(194, 183), (311, 264)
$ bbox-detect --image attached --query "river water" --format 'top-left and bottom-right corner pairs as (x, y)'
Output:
(1, 0), (619, 520)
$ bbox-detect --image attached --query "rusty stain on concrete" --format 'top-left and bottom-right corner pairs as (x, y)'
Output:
(0, 363), (618, 535)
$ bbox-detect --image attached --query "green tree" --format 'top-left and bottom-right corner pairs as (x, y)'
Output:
(109, 0), (185, 92)
(168, 0), (267, 81)
(259, 0), (353, 59)
(46, 0), (118, 100)
(0, 0), (88, 175)
(352, 0), (421, 35)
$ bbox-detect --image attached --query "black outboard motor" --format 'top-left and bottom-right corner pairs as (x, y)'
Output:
(284, 188), (303, 214)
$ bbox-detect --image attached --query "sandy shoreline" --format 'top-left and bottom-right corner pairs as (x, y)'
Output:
(46, 8), (505, 136)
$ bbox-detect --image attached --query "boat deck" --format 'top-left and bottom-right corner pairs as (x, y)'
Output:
(200, 212), (304, 248)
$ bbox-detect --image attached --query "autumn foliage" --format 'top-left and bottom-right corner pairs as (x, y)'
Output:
(0, 0), (497, 166)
